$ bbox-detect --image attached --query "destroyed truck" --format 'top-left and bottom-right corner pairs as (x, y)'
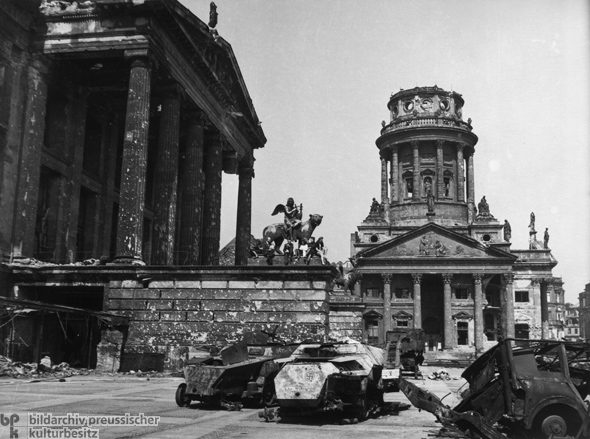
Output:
(273, 341), (387, 419)
(175, 332), (299, 409)
(400, 338), (590, 439)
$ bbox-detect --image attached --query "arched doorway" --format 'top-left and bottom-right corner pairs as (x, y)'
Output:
(421, 274), (444, 348)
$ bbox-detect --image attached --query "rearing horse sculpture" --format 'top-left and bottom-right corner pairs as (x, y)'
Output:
(262, 214), (323, 250)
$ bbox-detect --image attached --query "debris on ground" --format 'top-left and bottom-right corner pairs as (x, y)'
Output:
(0, 355), (167, 379)
(427, 369), (456, 380)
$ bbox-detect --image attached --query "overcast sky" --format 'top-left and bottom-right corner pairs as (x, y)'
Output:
(185, 0), (590, 303)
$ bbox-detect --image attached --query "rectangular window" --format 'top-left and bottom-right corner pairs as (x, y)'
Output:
(366, 320), (379, 345)
(366, 288), (381, 299)
(396, 320), (409, 327)
(455, 288), (470, 300)
(515, 290), (529, 302)
(395, 288), (410, 299)
(515, 323), (529, 339)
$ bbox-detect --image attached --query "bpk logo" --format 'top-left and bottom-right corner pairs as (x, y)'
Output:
(0, 413), (19, 438)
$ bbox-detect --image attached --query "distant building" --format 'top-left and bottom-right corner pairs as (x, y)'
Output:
(564, 303), (580, 341)
(547, 277), (565, 340)
(347, 86), (559, 353)
(578, 283), (590, 340)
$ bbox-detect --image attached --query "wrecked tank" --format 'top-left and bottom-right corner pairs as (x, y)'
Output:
(273, 341), (387, 419)
(400, 338), (590, 439)
(175, 332), (299, 409)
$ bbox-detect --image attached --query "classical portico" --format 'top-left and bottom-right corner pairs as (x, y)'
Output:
(6, 1), (266, 267)
(354, 223), (516, 352)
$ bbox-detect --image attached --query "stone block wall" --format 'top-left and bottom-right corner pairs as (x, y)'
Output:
(102, 267), (334, 370)
(328, 291), (364, 342)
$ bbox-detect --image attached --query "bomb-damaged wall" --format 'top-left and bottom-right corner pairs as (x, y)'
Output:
(328, 291), (364, 342)
(101, 266), (336, 370)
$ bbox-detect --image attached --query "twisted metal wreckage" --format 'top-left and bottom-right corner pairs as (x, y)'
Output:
(400, 338), (590, 439)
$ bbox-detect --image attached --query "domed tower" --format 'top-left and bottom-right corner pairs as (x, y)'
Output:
(376, 86), (478, 234)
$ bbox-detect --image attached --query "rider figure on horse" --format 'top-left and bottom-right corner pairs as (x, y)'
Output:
(283, 197), (301, 241)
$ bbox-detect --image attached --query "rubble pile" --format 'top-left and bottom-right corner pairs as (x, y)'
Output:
(427, 369), (456, 381)
(0, 355), (96, 379)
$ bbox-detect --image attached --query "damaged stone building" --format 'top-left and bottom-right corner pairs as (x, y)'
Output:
(0, 0), (335, 371)
(335, 87), (561, 354)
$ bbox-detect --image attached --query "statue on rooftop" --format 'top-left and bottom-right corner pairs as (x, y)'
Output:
(370, 198), (381, 213)
(263, 200), (322, 250)
(271, 197), (301, 242)
(529, 212), (536, 231)
(503, 220), (512, 242)
(478, 196), (490, 215)
(208, 2), (218, 28)
(544, 228), (550, 249)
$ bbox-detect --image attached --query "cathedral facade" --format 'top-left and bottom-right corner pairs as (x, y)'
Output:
(350, 87), (558, 353)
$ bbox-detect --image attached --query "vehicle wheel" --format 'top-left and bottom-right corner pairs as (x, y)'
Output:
(175, 383), (191, 407)
(262, 379), (277, 406)
(353, 396), (369, 420)
(540, 415), (567, 438)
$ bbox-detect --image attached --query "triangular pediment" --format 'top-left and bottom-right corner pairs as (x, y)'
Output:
(357, 223), (515, 261)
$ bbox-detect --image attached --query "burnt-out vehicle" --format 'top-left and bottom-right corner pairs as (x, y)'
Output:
(400, 338), (590, 439)
(175, 333), (299, 409)
(273, 341), (387, 419)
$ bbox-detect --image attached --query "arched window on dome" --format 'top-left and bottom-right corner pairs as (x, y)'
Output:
(402, 170), (413, 199)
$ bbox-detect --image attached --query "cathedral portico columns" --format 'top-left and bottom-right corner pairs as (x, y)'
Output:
(442, 274), (453, 349)
(201, 132), (224, 265)
(411, 140), (420, 201)
(151, 85), (182, 265)
(540, 278), (550, 339)
(436, 140), (444, 199)
(411, 274), (422, 329)
(382, 274), (392, 343)
(235, 164), (254, 265)
(177, 110), (205, 265)
(380, 157), (388, 204)
(115, 50), (152, 262)
(473, 274), (484, 353)
(502, 273), (515, 339)
(390, 146), (399, 203)
(456, 144), (465, 202)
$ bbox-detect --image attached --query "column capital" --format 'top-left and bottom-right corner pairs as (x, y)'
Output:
(390, 144), (399, 154)
(411, 273), (422, 284)
(442, 273), (453, 284)
(541, 277), (553, 285)
(456, 142), (466, 153)
(531, 279), (541, 287)
(238, 165), (255, 179)
(411, 139), (420, 149)
(502, 272), (515, 284)
(382, 273), (392, 284)
(124, 49), (154, 69)
(435, 139), (445, 148)
(473, 273), (483, 284)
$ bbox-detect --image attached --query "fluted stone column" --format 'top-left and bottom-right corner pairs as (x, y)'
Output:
(412, 140), (420, 201)
(115, 50), (152, 262)
(412, 274), (422, 329)
(541, 279), (550, 339)
(443, 274), (454, 349)
(391, 146), (399, 203)
(466, 150), (475, 203)
(201, 133), (223, 265)
(382, 274), (392, 344)
(456, 143), (465, 203)
(502, 273), (515, 339)
(381, 157), (388, 203)
(436, 140), (444, 199)
(177, 111), (205, 265)
(473, 274), (484, 353)
(235, 165), (254, 265)
(12, 56), (48, 259)
(151, 87), (181, 265)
